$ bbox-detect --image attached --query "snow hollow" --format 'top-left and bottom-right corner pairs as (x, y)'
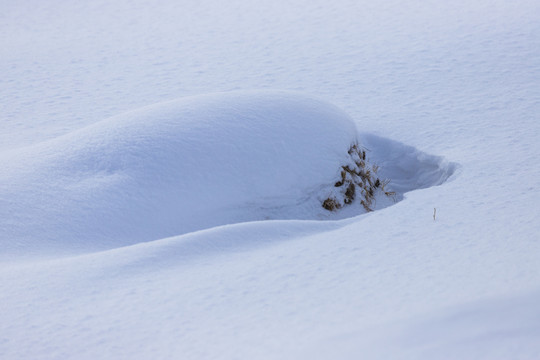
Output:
(0, 90), (454, 258)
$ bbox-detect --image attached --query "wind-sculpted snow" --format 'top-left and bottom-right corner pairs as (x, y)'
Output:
(0, 91), (454, 258)
(3, 0), (540, 358)
(301, 290), (540, 360)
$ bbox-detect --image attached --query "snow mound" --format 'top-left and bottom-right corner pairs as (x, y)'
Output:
(0, 91), (360, 256)
(0, 90), (455, 258)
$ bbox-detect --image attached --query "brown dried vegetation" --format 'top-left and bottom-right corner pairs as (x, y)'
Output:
(322, 197), (342, 211)
(323, 143), (396, 212)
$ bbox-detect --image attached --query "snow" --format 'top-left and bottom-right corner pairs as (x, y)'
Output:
(0, 91), (359, 257)
(1, 0), (540, 359)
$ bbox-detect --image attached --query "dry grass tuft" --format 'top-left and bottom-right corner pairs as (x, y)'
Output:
(323, 143), (395, 212)
(322, 197), (342, 211)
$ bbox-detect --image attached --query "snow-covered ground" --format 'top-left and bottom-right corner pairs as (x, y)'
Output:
(1, 0), (539, 359)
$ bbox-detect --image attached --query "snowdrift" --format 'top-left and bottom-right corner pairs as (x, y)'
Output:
(0, 91), (359, 255)
(0, 90), (454, 258)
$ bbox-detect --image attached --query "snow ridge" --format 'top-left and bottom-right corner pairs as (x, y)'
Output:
(0, 90), (454, 259)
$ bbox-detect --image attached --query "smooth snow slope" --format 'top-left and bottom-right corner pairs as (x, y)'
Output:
(0, 90), (454, 259)
(1, 0), (540, 359)
(0, 91), (359, 256)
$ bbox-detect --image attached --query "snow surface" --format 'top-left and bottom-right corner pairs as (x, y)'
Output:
(0, 91), (358, 257)
(1, 0), (540, 359)
(0, 89), (455, 259)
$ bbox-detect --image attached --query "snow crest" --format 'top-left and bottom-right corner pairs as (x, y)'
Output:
(0, 90), (455, 258)
(1, 91), (360, 255)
